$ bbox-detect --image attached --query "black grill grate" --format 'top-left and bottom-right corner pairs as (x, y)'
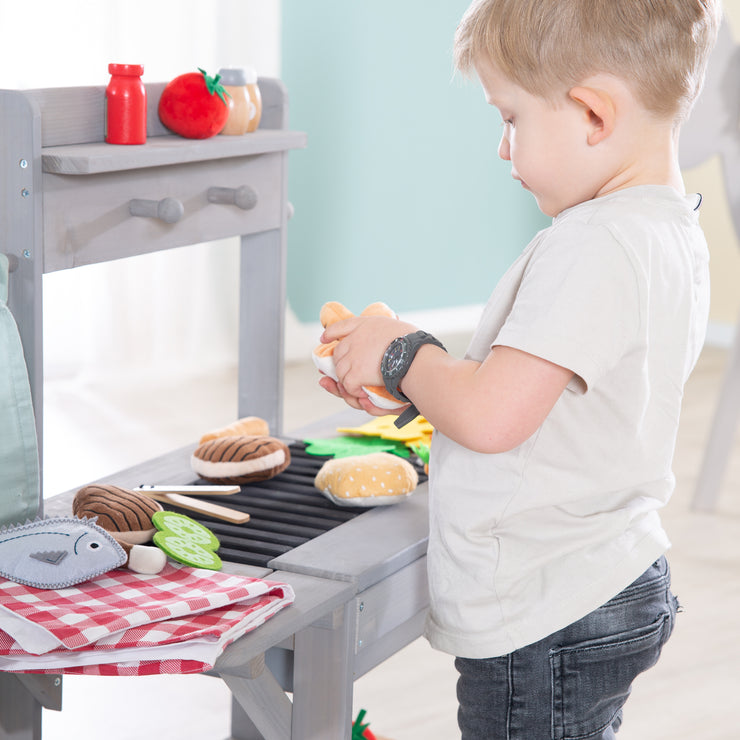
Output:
(165, 442), (425, 568)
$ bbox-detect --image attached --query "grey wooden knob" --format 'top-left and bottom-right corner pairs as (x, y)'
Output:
(129, 197), (184, 224)
(207, 185), (258, 211)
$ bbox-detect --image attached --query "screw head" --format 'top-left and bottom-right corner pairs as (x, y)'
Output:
(23, 250), (31, 259)
(21, 188), (30, 198)
(19, 159), (28, 169)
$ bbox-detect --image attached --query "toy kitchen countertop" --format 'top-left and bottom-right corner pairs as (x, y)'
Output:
(0, 79), (429, 740)
(40, 410), (431, 740)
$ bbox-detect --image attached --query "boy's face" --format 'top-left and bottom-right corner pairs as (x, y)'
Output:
(474, 57), (604, 217)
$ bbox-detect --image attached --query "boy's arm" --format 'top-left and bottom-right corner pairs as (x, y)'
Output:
(401, 344), (573, 453)
(322, 316), (574, 453)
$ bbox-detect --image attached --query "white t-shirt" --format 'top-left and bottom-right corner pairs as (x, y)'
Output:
(425, 186), (710, 659)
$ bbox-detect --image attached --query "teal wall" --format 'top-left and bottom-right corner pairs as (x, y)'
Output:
(282, 0), (548, 323)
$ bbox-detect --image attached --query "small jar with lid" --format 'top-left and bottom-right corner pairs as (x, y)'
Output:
(218, 67), (262, 135)
(105, 64), (147, 145)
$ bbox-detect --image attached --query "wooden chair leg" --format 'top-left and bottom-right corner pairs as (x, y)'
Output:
(692, 321), (740, 510)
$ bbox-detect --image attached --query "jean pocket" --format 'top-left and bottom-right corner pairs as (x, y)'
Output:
(550, 613), (670, 740)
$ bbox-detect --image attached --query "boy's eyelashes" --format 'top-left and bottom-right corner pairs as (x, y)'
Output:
(496, 110), (514, 127)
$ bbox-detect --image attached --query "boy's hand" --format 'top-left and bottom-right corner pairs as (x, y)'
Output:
(318, 374), (408, 417)
(320, 315), (419, 400)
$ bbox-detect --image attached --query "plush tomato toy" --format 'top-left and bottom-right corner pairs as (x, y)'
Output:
(158, 68), (231, 139)
(352, 709), (377, 740)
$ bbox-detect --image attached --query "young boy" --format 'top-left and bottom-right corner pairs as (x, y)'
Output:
(319, 0), (721, 737)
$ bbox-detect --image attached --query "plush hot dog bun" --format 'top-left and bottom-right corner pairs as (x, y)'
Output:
(199, 416), (270, 444)
(312, 301), (406, 410)
(319, 301), (355, 327)
(191, 435), (291, 484)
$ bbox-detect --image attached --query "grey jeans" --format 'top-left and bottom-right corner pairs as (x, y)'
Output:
(455, 556), (678, 739)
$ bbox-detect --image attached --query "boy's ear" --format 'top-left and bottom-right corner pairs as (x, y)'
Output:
(568, 86), (616, 146)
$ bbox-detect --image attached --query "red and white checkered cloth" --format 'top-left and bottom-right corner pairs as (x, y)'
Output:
(0, 564), (294, 675)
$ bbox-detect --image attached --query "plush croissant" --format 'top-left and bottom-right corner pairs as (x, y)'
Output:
(312, 301), (407, 409)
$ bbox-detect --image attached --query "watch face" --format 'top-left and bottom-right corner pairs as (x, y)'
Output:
(383, 338), (408, 375)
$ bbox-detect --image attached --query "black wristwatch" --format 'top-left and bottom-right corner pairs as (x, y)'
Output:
(381, 331), (446, 426)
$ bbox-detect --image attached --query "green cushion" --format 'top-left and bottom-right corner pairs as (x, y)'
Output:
(0, 254), (40, 527)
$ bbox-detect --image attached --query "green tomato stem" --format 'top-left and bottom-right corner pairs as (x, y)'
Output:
(197, 67), (231, 106)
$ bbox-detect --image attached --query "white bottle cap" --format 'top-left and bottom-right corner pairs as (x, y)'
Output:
(218, 68), (247, 86)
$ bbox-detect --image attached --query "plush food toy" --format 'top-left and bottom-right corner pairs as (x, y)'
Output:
(352, 709), (377, 740)
(312, 302), (407, 410)
(152, 510), (222, 571)
(158, 68), (231, 139)
(337, 414), (434, 447)
(315, 452), (418, 506)
(191, 435), (291, 484)
(73, 484), (167, 575)
(0, 517), (127, 589)
(199, 416), (269, 444)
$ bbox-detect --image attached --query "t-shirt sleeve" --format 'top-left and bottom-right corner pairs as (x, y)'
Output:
(493, 222), (641, 393)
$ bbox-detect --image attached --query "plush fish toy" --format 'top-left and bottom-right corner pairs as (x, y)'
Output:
(0, 516), (127, 589)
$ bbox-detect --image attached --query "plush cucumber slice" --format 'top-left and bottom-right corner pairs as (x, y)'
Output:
(152, 511), (222, 570)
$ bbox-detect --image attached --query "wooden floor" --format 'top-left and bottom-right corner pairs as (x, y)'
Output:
(41, 343), (740, 739)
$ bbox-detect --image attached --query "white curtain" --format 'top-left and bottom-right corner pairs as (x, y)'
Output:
(0, 0), (281, 380)
(0, 0), (285, 493)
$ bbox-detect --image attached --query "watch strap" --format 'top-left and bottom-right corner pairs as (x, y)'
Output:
(394, 403), (421, 429)
(382, 329), (446, 412)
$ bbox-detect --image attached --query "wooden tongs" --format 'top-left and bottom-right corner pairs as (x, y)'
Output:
(134, 485), (249, 524)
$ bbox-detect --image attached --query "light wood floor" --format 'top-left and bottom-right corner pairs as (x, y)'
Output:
(41, 343), (740, 739)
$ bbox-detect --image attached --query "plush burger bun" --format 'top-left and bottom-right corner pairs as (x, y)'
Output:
(314, 452), (418, 500)
(191, 435), (291, 484)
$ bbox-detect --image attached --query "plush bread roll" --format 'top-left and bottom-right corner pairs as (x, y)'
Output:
(73, 484), (162, 545)
(359, 302), (397, 319)
(319, 301), (354, 327)
(314, 452), (418, 500)
(199, 416), (270, 444)
(312, 301), (406, 409)
(319, 300), (396, 326)
(191, 435), (291, 484)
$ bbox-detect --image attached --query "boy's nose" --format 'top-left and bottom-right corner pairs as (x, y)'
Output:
(498, 133), (511, 161)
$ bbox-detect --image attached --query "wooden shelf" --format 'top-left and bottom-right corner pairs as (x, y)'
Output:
(42, 129), (307, 175)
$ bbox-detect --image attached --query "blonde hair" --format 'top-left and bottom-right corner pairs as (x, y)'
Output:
(454, 0), (721, 121)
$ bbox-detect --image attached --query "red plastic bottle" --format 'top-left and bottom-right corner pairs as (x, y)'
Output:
(105, 64), (147, 144)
